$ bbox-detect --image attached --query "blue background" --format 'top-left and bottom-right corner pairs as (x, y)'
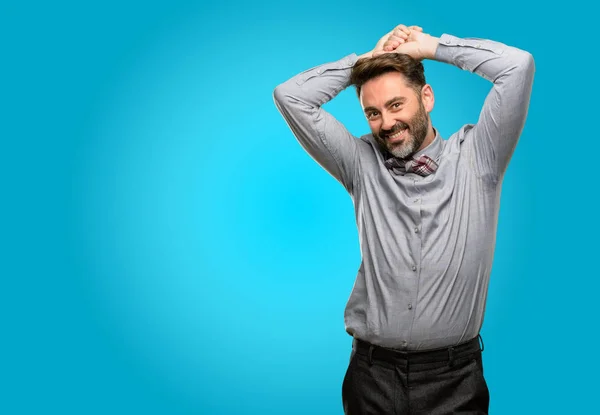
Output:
(2, 0), (597, 413)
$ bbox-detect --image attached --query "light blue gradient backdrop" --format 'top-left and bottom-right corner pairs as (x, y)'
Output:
(2, 1), (598, 414)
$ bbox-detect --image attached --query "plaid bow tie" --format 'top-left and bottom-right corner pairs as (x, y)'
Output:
(384, 154), (439, 177)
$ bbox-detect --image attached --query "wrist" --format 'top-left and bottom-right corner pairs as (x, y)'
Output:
(359, 50), (373, 60)
(421, 34), (439, 60)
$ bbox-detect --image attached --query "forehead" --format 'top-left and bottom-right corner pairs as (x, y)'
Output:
(360, 72), (415, 107)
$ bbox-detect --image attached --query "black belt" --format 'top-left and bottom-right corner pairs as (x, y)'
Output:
(353, 335), (484, 366)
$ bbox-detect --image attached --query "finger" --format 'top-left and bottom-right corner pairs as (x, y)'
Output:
(392, 29), (409, 40)
(389, 33), (409, 48)
(384, 42), (398, 51)
(383, 28), (397, 38)
(394, 24), (411, 35)
(409, 25), (423, 32)
(388, 34), (406, 43)
(384, 38), (405, 51)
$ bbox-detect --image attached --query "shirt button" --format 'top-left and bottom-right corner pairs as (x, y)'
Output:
(476, 43), (481, 48)
(408, 303), (413, 310)
(317, 69), (322, 74)
(414, 227), (419, 233)
(445, 39), (451, 44)
(412, 265), (416, 271)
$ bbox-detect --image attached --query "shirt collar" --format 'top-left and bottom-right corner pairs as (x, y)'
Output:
(411, 127), (443, 162)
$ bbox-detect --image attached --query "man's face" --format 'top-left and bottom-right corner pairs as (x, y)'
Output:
(360, 72), (430, 159)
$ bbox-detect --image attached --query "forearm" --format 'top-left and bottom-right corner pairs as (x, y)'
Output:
(431, 34), (535, 177)
(432, 34), (533, 80)
(274, 54), (359, 110)
(358, 50), (374, 59)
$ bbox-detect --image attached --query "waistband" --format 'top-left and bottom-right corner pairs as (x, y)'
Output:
(353, 335), (484, 366)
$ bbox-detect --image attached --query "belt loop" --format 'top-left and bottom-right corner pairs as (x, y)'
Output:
(448, 346), (455, 367)
(368, 345), (374, 365)
(478, 334), (485, 352)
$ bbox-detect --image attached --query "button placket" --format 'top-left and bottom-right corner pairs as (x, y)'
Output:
(407, 178), (424, 347)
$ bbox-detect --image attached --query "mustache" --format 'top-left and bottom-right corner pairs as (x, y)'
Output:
(380, 122), (409, 138)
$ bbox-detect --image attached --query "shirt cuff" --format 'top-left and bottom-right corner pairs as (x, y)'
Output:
(434, 34), (504, 65)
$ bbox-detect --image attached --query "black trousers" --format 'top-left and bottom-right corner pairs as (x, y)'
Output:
(342, 336), (489, 414)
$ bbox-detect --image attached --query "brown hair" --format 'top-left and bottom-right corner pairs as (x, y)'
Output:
(350, 53), (426, 98)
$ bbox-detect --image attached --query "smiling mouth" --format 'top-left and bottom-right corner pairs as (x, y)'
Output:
(386, 127), (408, 143)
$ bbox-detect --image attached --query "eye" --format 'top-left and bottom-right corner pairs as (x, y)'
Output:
(392, 102), (402, 109)
(367, 111), (380, 120)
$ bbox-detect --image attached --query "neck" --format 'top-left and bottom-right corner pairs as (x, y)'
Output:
(416, 123), (436, 153)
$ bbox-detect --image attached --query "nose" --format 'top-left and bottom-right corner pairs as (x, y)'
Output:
(381, 112), (396, 131)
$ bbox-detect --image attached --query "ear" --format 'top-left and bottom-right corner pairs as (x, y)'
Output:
(421, 84), (435, 113)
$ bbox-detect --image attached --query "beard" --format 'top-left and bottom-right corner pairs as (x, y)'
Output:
(374, 101), (429, 160)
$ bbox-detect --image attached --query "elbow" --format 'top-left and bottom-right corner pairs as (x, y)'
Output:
(518, 50), (536, 77)
(501, 49), (535, 85)
(273, 82), (308, 113)
(273, 84), (287, 106)
(273, 83), (296, 113)
(273, 83), (298, 119)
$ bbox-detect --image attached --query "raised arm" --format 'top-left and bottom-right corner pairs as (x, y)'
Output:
(273, 26), (419, 192)
(272, 55), (360, 192)
(383, 30), (535, 179)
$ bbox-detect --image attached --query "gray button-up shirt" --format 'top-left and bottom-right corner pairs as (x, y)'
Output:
(273, 34), (535, 350)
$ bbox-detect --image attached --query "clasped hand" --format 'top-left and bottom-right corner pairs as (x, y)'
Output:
(371, 24), (433, 61)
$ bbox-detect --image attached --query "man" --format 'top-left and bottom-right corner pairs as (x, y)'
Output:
(273, 24), (534, 414)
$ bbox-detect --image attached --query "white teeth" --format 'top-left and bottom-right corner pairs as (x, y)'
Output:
(388, 128), (407, 139)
